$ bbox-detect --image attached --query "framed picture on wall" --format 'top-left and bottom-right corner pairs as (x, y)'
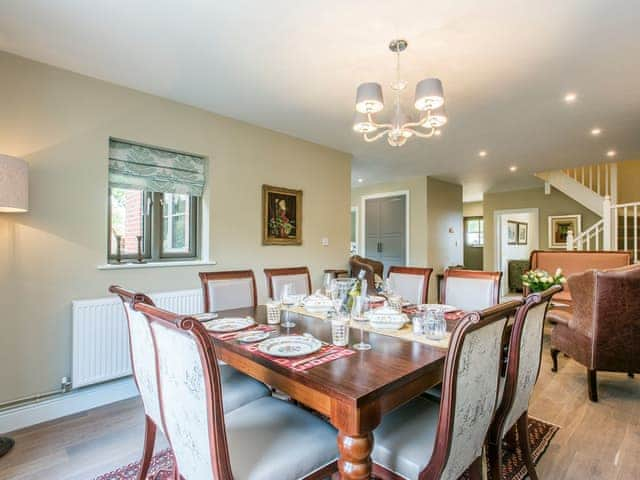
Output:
(517, 222), (528, 244)
(262, 185), (303, 245)
(548, 214), (581, 249)
(507, 221), (518, 245)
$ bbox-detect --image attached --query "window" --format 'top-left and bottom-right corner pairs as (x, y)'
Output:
(108, 140), (205, 263)
(465, 217), (484, 247)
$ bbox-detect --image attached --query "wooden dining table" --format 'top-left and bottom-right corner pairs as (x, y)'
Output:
(210, 306), (450, 480)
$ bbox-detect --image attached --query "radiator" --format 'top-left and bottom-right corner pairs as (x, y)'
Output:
(72, 288), (203, 388)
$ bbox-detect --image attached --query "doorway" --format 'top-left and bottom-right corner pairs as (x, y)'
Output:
(362, 192), (409, 276)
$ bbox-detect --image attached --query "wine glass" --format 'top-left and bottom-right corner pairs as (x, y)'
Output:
(280, 283), (296, 328)
(352, 296), (371, 351)
(323, 273), (334, 296)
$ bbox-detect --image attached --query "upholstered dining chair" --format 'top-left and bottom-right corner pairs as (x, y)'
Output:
(549, 264), (640, 402)
(371, 299), (523, 480)
(264, 266), (312, 300)
(387, 266), (433, 304)
(110, 286), (271, 480)
(199, 270), (257, 312)
(134, 300), (339, 480)
(488, 285), (561, 480)
(441, 268), (502, 311)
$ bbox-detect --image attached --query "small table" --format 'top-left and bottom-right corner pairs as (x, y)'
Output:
(211, 306), (448, 479)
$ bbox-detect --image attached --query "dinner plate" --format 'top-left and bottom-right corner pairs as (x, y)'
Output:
(237, 331), (271, 343)
(192, 312), (218, 322)
(258, 335), (322, 358)
(204, 317), (255, 333)
(418, 304), (458, 313)
(368, 295), (386, 303)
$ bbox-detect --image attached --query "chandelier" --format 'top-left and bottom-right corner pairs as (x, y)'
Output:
(352, 39), (447, 147)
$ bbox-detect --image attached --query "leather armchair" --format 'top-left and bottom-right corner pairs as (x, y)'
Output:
(550, 264), (640, 402)
(349, 255), (383, 293)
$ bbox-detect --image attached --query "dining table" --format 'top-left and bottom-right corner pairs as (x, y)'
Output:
(209, 305), (454, 480)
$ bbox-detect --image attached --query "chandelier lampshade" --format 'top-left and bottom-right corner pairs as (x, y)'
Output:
(353, 112), (378, 133)
(421, 105), (448, 128)
(0, 154), (28, 213)
(355, 82), (384, 114)
(414, 78), (445, 111)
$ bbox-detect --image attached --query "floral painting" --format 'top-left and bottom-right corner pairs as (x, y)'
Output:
(262, 185), (302, 245)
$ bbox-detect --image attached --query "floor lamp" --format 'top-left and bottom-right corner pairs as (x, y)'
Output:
(0, 154), (29, 458)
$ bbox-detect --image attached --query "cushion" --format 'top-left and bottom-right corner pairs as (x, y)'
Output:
(546, 309), (571, 326)
(389, 272), (426, 304)
(207, 277), (254, 311)
(220, 364), (271, 413)
(372, 397), (440, 480)
(227, 397), (338, 480)
(444, 277), (497, 311)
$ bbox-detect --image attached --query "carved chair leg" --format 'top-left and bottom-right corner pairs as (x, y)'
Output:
(517, 413), (538, 480)
(138, 415), (156, 480)
(550, 348), (560, 372)
(588, 369), (598, 402)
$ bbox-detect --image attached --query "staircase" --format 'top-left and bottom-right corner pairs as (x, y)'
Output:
(535, 162), (640, 263)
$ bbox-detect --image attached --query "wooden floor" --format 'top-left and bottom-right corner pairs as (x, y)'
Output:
(1, 329), (639, 480)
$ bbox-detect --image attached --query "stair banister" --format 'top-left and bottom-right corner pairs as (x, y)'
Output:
(566, 230), (575, 251)
(603, 195), (612, 250)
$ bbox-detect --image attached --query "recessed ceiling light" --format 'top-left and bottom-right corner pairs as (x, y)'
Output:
(606, 150), (617, 157)
(590, 128), (602, 136)
(509, 166), (518, 172)
(564, 92), (577, 103)
(434, 129), (442, 136)
(478, 150), (487, 157)
(357, 178), (364, 183)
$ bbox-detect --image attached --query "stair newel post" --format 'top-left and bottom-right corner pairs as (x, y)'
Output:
(603, 195), (612, 251)
(566, 229), (575, 251)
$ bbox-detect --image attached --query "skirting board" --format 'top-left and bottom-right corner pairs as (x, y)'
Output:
(0, 377), (139, 434)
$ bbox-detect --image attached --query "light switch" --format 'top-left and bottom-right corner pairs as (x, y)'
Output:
(321, 237), (329, 246)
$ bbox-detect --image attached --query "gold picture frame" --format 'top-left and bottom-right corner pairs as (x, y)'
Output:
(548, 214), (581, 249)
(262, 185), (302, 245)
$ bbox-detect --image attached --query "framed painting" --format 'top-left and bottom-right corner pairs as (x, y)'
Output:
(507, 220), (518, 245)
(548, 214), (581, 249)
(517, 222), (528, 245)
(262, 185), (302, 245)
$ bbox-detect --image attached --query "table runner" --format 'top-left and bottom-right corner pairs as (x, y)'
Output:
(208, 324), (355, 372)
(282, 305), (465, 349)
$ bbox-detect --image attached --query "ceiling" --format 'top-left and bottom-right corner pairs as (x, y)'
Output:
(1, 0), (639, 201)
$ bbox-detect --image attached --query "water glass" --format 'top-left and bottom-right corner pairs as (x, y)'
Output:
(388, 295), (403, 312)
(424, 309), (447, 340)
(331, 314), (350, 347)
(281, 283), (295, 304)
(266, 300), (281, 325)
(352, 296), (371, 351)
(323, 273), (334, 296)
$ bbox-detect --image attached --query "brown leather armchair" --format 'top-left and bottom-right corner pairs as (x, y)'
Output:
(550, 264), (640, 402)
(349, 255), (383, 293)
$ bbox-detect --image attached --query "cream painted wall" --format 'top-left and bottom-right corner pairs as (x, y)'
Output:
(351, 177), (428, 266)
(617, 159), (640, 204)
(463, 201), (483, 217)
(483, 186), (600, 270)
(0, 52), (351, 404)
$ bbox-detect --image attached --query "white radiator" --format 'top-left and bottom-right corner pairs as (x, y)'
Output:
(72, 289), (203, 388)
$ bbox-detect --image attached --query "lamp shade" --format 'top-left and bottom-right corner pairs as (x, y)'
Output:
(355, 82), (384, 114)
(0, 155), (28, 212)
(420, 105), (448, 128)
(414, 78), (444, 111)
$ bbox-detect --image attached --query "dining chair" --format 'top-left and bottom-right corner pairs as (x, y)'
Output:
(488, 285), (560, 480)
(199, 270), (257, 312)
(441, 268), (502, 311)
(371, 299), (523, 480)
(264, 266), (312, 300)
(110, 286), (271, 480)
(134, 300), (339, 480)
(387, 266), (433, 304)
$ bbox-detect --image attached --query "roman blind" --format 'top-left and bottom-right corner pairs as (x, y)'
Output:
(109, 139), (206, 196)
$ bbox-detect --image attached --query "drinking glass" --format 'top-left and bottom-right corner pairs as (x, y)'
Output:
(352, 296), (371, 351)
(323, 273), (334, 296)
(331, 314), (350, 347)
(280, 285), (296, 328)
(425, 309), (447, 340)
(281, 308), (296, 329)
(266, 300), (281, 325)
(383, 277), (395, 296)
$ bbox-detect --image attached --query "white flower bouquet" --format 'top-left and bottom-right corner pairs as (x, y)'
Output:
(521, 268), (566, 292)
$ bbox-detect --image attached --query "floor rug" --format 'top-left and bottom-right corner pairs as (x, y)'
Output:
(95, 416), (558, 480)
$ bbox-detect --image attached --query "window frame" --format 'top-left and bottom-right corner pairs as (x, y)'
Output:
(464, 216), (484, 248)
(157, 193), (200, 260)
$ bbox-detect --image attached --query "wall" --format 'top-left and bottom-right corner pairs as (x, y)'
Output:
(351, 177), (428, 266)
(483, 186), (600, 270)
(498, 212), (537, 293)
(0, 52), (351, 404)
(463, 201), (483, 217)
(463, 201), (484, 270)
(616, 159), (640, 204)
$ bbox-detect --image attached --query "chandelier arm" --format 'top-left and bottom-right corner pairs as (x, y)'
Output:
(367, 113), (393, 129)
(402, 109), (431, 129)
(405, 127), (436, 138)
(363, 129), (391, 143)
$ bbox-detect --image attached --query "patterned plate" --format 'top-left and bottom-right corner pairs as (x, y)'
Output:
(258, 335), (322, 358)
(418, 304), (458, 313)
(237, 331), (271, 343)
(204, 317), (255, 333)
(192, 312), (218, 322)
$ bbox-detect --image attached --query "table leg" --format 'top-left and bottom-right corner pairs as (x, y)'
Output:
(337, 431), (374, 479)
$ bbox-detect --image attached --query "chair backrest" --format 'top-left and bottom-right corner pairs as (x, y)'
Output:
(387, 266), (433, 304)
(109, 285), (164, 432)
(264, 266), (312, 300)
(529, 250), (631, 303)
(442, 269), (502, 312)
(135, 301), (232, 480)
(494, 286), (560, 438)
(199, 270), (257, 312)
(423, 299), (522, 480)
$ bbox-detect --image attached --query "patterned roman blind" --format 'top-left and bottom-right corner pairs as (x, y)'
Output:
(109, 139), (206, 196)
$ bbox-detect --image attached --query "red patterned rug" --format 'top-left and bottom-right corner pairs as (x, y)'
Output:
(95, 416), (558, 480)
